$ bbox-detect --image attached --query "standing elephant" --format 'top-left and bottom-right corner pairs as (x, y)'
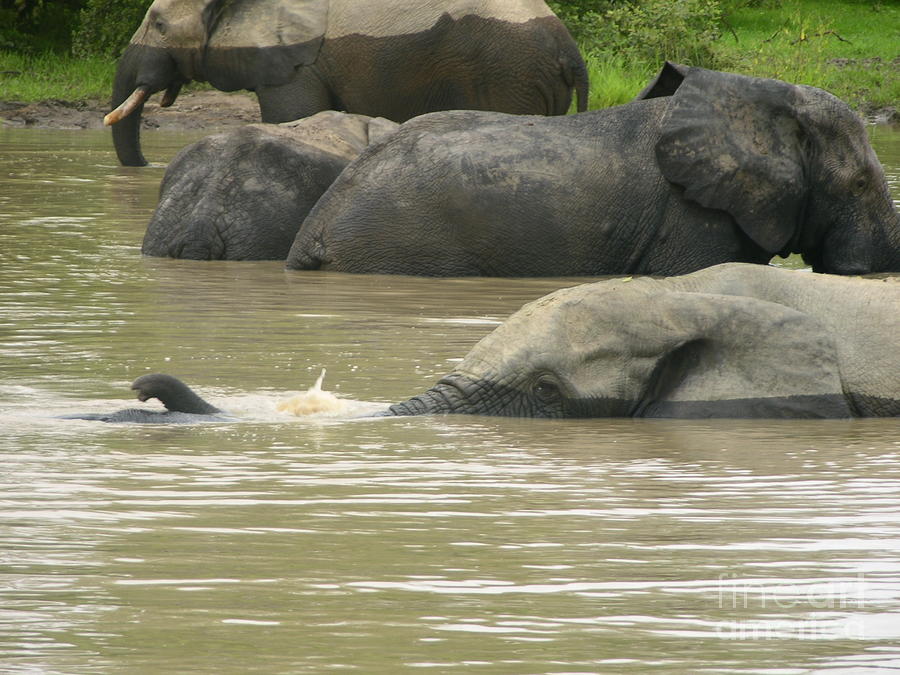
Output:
(106, 0), (589, 166)
(142, 111), (397, 260)
(385, 264), (900, 419)
(286, 62), (900, 277)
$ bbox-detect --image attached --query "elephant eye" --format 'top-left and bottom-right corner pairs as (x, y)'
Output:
(155, 18), (167, 35)
(533, 376), (562, 403)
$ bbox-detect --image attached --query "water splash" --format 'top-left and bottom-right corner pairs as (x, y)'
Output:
(277, 369), (350, 417)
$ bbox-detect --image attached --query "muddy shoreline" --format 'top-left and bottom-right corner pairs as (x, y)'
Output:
(0, 90), (260, 132)
(1, 88), (897, 132)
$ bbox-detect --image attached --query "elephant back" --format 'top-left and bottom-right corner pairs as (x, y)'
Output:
(326, 0), (556, 39)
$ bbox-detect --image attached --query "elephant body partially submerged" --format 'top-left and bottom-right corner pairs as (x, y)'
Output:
(142, 111), (397, 260)
(108, 0), (588, 166)
(287, 63), (900, 277)
(387, 264), (900, 419)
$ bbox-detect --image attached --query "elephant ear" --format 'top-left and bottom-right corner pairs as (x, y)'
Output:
(204, 0), (328, 90)
(633, 61), (689, 100)
(655, 68), (807, 254)
(636, 291), (852, 418)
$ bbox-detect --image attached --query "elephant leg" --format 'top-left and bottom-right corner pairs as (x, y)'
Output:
(255, 66), (333, 123)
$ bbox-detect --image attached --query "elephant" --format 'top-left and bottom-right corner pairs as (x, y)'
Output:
(60, 374), (232, 423)
(385, 264), (900, 419)
(142, 111), (398, 260)
(285, 62), (900, 277)
(106, 0), (589, 166)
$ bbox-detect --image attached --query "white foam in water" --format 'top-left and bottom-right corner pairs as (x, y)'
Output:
(277, 369), (351, 417)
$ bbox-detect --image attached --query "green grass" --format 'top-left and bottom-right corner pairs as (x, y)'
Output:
(584, 54), (656, 109)
(714, 0), (900, 110)
(0, 50), (116, 101)
(579, 0), (899, 111)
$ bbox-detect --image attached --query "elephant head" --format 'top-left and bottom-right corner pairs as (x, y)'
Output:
(385, 264), (900, 419)
(107, 0), (326, 166)
(141, 112), (398, 260)
(637, 62), (900, 275)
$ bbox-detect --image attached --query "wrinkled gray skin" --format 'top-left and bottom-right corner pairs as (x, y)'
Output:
(108, 0), (588, 166)
(287, 62), (900, 277)
(387, 264), (900, 419)
(60, 373), (230, 424)
(142, 111), (397, 260)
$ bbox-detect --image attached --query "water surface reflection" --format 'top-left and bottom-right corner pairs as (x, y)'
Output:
(1, 127), (899, 674)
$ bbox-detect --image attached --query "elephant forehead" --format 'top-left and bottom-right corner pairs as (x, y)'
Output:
(508, 279), (654, 329)
(468, 282), (652, 364)
(327, 0), (555, 39)
(273, 122), (365, 159)
(132, 0), (208, 48)
(228, 124), (358, 162)
(280, 111), (394, 156)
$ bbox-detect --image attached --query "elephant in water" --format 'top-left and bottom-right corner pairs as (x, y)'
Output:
(60, 374), (232, 423)
(106, 0), (588, 166)
(61, 370), (375, 423)
(385, 264), (900, 419)
(286, 62), (900, 277)
(142, 111), (397, 260)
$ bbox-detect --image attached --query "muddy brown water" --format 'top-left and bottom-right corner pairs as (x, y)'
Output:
(1, 125), (899, 673)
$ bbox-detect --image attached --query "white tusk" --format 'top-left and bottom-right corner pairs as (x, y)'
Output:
(103, 87), (150, 126)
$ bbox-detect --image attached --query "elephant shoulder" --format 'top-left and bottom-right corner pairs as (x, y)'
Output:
(340, 110), (583, 193)
(211, 0), (328, 51)
(327, 0), (556, 39)
(399, 110), (513, 134)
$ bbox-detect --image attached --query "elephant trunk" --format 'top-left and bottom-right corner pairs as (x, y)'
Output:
(384, 381), (464, 416)
(108, 45), (150, 167)
(108, 44), (186, 167)
(872, 211), (900, 272)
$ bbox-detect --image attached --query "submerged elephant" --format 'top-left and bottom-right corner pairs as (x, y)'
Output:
(142, 111), (397, 260)
(286, 62), (900, 277)
(60, 374), (231, 424)
(107, 0), (588, 166)
(386, 264), (900, 419)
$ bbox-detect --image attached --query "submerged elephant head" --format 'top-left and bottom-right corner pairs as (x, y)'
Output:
(638, 62), (900, 274)
(386, 264), (900, 419)
(142, 111), (398, 260)
(107, 0), (326, 165)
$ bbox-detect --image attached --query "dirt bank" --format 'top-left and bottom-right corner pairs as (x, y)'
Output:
(1, 87), (897, 131)
(0, 90), (260, 132)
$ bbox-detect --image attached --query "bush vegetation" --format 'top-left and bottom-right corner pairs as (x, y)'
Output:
(70, 0), (147, 58)
(550, 0), (899, 110)
(0, 0), (897, 113)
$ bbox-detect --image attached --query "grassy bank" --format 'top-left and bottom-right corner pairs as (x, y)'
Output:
(1, 0), (897, 115)
(716, 0), (897, 112)
(585, 0), (899, 111)
(0, 51), (116, 102)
